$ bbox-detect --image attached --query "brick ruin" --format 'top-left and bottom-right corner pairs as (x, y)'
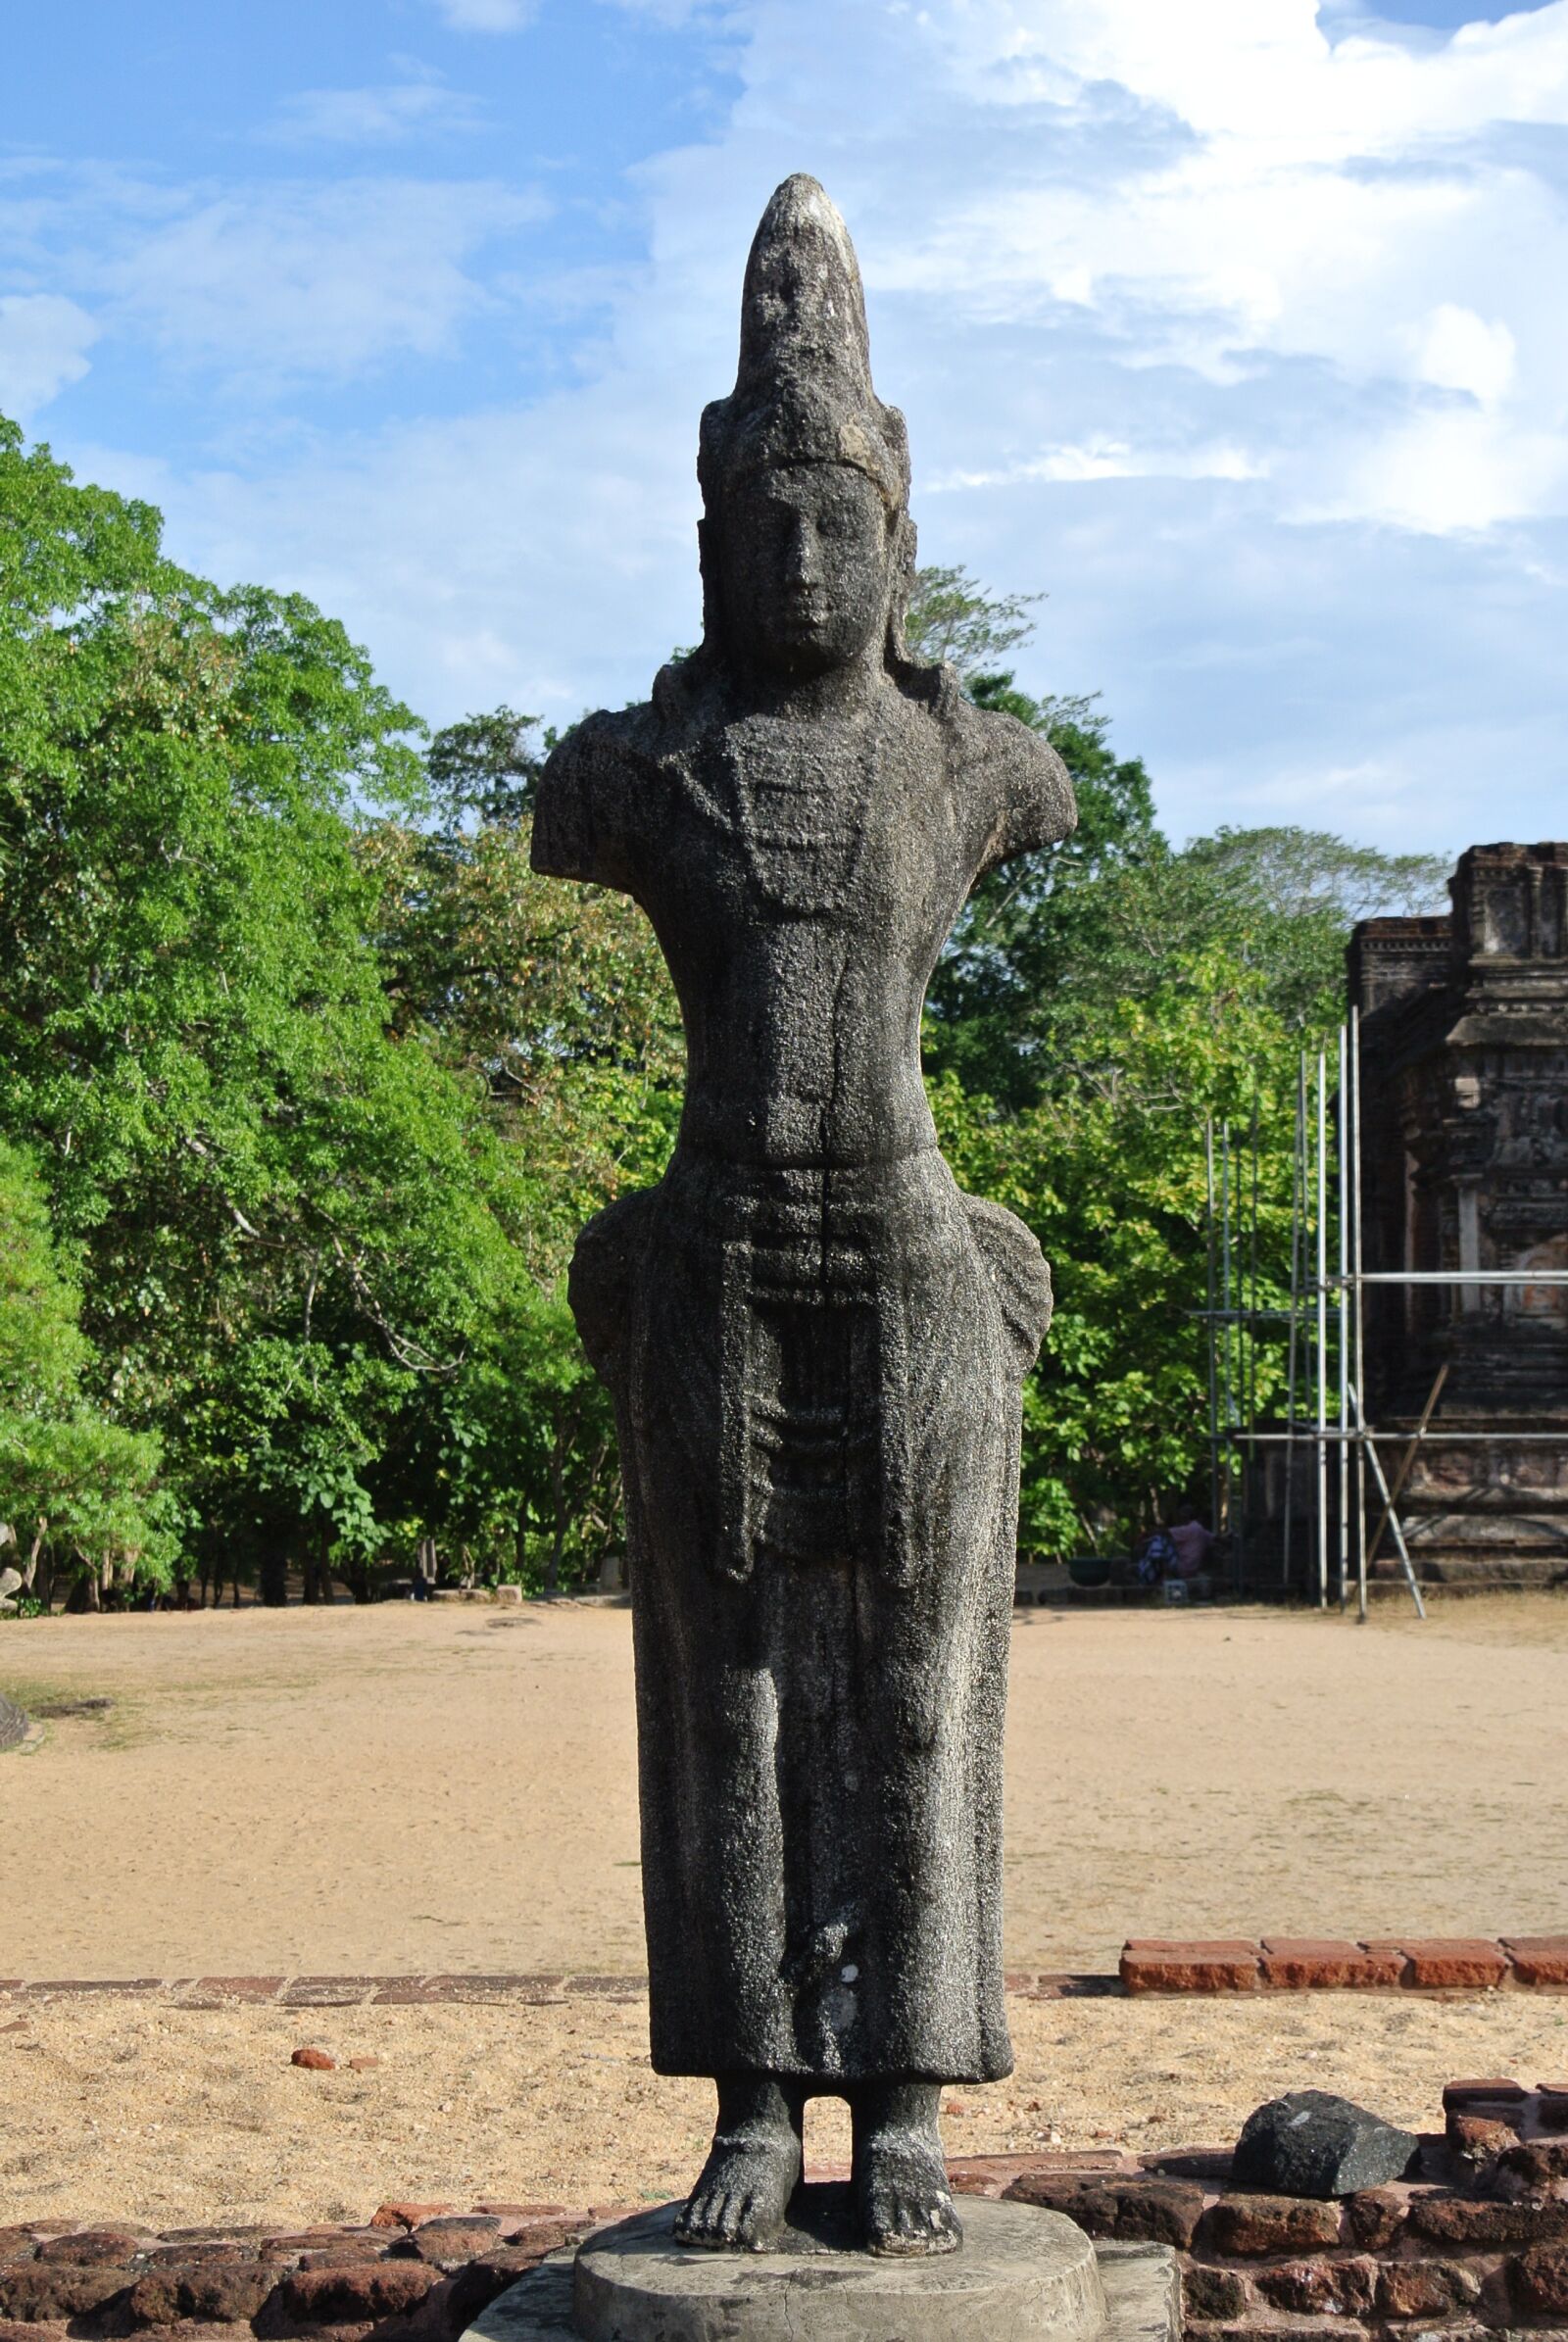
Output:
(1348, 840), (1568, 1591)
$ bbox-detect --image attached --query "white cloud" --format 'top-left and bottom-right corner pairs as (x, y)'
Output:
(109, 178), (549, 383)
(269, 78), (483, 145)
(45, 0), (1568, 853)
(0, 293), (99, 420)
(427, 0), (537, 28)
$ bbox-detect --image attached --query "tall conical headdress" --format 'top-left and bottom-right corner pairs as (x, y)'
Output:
(698, 175), (910, 514)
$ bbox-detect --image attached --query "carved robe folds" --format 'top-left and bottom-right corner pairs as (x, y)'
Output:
(537, 679), (1060, 2083)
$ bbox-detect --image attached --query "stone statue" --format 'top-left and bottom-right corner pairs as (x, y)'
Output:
(533, 174), (1076, 2258)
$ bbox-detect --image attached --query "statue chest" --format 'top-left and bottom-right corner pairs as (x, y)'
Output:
(694, 717), (887, 919)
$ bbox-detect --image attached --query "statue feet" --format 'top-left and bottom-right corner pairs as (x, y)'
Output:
(852, 2082), (962, 2257)
(675, 2078), (804, 2252)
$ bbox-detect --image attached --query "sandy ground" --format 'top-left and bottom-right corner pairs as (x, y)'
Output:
(3, 1595), (1567, 2225)
(3, 1991), (1567, 2228)
(3, 1596), (1567, 1977)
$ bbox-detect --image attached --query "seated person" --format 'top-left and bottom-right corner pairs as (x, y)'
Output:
(1167, 1501), (1214, 1580)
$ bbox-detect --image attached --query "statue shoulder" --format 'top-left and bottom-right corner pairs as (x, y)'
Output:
(531, 698), (671, 891)
(945, 693), (1077, 877)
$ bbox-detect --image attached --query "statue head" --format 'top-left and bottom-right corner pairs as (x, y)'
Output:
(696, 177), (916, 683)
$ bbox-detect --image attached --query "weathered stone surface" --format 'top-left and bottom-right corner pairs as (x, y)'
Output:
(1003, 2175), (1204, 2250)
(125, 2263), (274, 2326)
(1409, 2194), (1568, 2245)
(1350, 848), (1568, 1589)
(408, 2219), (501, 2268)
(276, 2262), (440, 2323)
(445, 2250), (563, 2333)
(1377, 2256), (1486, 2318)
(1253, 2254), (1378, 2316)
(35, 2230), (140, 2264)
(1513, 2242), (1568, 2318)
(369, 2204), (455, 2232)
(1345, 2186), (1411, 2248)
(570, 2198), (1105, 2342)
(1200, 2193), (1344, 2255)
(0, 2260), (132, 2319)
(532, 171), (1073, 2253)
(1231, 2089), (1419, 2199)
(1181, 2266), (1248, 2322)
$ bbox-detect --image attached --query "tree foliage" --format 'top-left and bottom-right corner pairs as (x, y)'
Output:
(0, 433), (1458, 1595)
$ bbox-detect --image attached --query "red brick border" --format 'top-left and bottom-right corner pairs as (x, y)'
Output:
(1122, 1936), (1568, 1994)
(3, 1943), (1562, 2004)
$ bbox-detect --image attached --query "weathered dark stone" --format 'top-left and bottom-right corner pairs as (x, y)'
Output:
(1181, 2266), (1248, 2322)
(1231, 2090), (1418, 2198)
(533, 172), (1073, 2256)
(125, 2263), (274, 2326)
(1253, 2254), (1378, 2317)
(1200, 2194), (1344, 2256)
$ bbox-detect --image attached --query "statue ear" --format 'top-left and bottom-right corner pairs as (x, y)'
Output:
(697, 512), (725, 657)
(884, 511), (918, 664)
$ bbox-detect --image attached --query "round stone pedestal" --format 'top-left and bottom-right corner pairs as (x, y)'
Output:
(572, 2191), (1105, 2342)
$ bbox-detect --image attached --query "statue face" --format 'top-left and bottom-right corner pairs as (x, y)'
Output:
(717, 463), (890, 678)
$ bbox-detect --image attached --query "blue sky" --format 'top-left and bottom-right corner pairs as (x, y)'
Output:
(4, 0), (1566, 855)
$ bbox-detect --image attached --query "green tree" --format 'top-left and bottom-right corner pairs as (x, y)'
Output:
(0, 415), (535, 1599)
(0, 1136), (171, 1605)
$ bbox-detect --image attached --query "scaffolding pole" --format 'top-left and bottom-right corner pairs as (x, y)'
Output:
(1193, 1020), (1568, 1619)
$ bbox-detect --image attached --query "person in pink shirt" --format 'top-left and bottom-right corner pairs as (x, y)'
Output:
(1167, 1500), (1213, 1580)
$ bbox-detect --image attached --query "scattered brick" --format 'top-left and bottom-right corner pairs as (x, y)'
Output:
(1201, 2193), (1343, 2255)
(1120, 1940), (1260, 1993)
(1452, 2114), (1523, 2164)
(290, 2047), (335, 2073)
(1445, 2078), (1531, 2109)
(1505, 1937), (1568, 1986)
(1258, 1937), (1404, 1989)
(35, 2230), (141, 2264)
(1188, 2322), (1369, 2342)
(276, 2261), (441, 2324)
(141, 2244), (252, 2267)
(1408, 2194), (1568, 2245)
(408, 2218), (502, 2268)
(1513, 2241), (1568, 2318)
(1365, 1938), (1509, 1990)
(1377, 2256), (1485, 2318)
(368, 2205), (455, 2233)
(1490, 2139), (1568, 2196)
(1004, 2172), (1204, 2247)
(0, 2262), (134, 2319)
(1182, 2265), (1249, 2321)
(444, 2244), (567, 2330)
(1345, 2186), (1409, 2248)
(1254, 2253), (1378, 2316)
(126, 2263), (275, 2326)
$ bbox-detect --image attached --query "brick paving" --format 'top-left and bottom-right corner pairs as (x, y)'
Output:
(4, 2085), (1568, 2340)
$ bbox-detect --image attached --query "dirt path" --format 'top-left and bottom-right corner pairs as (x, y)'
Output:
(4, 1988), (1568, 2228)
(3, 1597), (1566, 1977)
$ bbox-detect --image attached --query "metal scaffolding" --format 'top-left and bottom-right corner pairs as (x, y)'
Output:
(1199, 1007), (1568, 1620)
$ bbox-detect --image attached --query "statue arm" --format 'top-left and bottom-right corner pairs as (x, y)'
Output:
(962, 704), (1078, 879)
(530, 711), (647, 897)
